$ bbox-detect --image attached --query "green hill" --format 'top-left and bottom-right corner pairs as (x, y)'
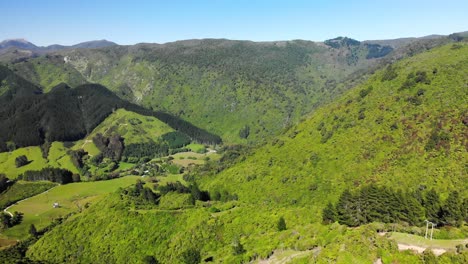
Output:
(0, 69), (221, 152)
(21, 43), (468, 263)
(201, 43), (468, 207)
(5, 38), (397, 143)
(81, 108), (175, 145)
(0, 108), (175, 179)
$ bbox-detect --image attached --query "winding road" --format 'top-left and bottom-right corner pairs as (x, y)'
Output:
(3, 185), (58, 217)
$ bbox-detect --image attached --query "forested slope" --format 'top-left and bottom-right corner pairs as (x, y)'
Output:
(5, 38), (395, 143)
(201, 43), (468, 212)
(24, 43), (468, 264)
(0, 69), (221, 152)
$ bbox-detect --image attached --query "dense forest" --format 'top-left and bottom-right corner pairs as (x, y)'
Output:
(0, 67), (221, 152)
(323, 185), (467, 227)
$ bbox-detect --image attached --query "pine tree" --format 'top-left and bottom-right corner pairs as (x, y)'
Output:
(424, 189), (441, 223)
(441, 191), (463, 227)
(29, 224), (37, 237)
(336, 190), (357, 226)
(322, 202), (337, 224)
(277, 216), (286, 231)
(404, 193), (425, 226)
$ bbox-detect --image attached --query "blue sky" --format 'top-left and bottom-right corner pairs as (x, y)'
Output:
(1, 0), (467, 45)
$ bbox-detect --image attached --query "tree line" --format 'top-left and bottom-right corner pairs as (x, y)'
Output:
(323, 184), (467, 227)
(18, 168), (79, 184)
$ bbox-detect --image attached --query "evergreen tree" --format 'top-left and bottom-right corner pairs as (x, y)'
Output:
(463, 198), (468, 223)
(277, 216), (286, 231)
(359, 185), (382, 223)
(15, 155), (29, 168)
(404, 193), (425, 226)
(336, 190), (357, 226)
(29, 224), (37, 237)
(424, 189), (442, 223)
(0, 174), (8, 193)
(441, 191), (463, 227)
(322, 202), (337, 224)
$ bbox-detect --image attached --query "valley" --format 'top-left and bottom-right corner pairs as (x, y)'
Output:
(0, 31), (466, 263)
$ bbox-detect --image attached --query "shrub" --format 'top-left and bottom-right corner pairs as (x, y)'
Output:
(181, 248), (201, 264)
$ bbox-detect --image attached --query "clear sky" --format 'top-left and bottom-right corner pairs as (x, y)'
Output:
(1, 0), (467, 46)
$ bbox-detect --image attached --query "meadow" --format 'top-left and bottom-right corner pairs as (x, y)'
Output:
(1, 176), (139, 240)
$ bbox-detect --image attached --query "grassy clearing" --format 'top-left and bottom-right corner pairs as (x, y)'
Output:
(47, 142), (79, 174)
(186, 143), (206, 153)
(118, 162), (136, 170)
(73, 139), (100, 156)
(155, 174), (185, 186)
(389, 232), (467, 249)
(170, 151), (220, 167)
(0, 147), (47, 179)
(2, 176), (139, 240)
(84, 108), (174, 144)
(0, 142), (80, 179)
(0, 181), (57, 210)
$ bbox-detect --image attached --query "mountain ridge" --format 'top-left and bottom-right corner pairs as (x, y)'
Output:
(0, 66), (221, 152)
(0, 39), (117, 54)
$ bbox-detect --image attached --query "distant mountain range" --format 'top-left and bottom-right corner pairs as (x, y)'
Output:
(3, 31), (466, 53)
(0, 39), (117, 53)
(0, 32), (466, 144)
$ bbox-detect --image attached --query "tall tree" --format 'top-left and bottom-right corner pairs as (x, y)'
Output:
(441, 191), (463, 227)
(322, 202), (337, 224)
(424, 189), (441, 223)
(336, 190), (357, 226)
(29, 224), (38, 237)
(277, 216), (287, 231)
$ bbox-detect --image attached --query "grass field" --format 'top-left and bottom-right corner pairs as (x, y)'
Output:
(170, 150), (220, 167)
(84, 108), (174, 144)
(0, 142), (80, 179)
(47, 142), (80, 174)
(0, 147), (48, 179)
(389, 232), (467, 249)
(0, 181), (57, 210)
(155, 174), (186, 186)
(73, 139), (100, 156)
(185, 143), (206, 153)
(1, 176), (139, 240)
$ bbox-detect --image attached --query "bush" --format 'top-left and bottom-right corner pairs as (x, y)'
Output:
(232, 238), (246, 255)
(181, 248), (201, 264)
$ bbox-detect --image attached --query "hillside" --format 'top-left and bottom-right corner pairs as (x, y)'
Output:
(201, 42), (468, 212)
(4, 38), (398, 143)
(0, 68), (221, 152)
(80, 108), (175, 145)
(0, 108), (177, 179)
(21, 44), (468, 263)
